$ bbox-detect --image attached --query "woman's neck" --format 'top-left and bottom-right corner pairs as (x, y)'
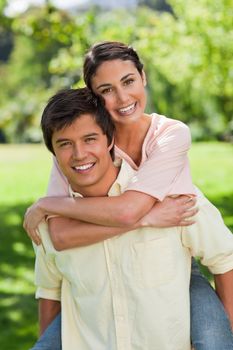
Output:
(115, 114), (151, 166)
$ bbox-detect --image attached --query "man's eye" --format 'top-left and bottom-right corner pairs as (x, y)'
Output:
(85, 137), (96, 143)
(60, 141), (71, 148)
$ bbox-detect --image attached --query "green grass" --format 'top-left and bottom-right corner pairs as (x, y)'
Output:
(189, 142), (233, 230)
(0, 142), (232, 349)
(0, 145), (52, 350)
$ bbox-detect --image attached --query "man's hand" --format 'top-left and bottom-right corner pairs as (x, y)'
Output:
(23, 199), (46, 245)
(139, 195), (198, 228)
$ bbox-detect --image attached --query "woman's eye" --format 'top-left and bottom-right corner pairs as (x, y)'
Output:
(124, 78), (134, 86)
(101, 87), (112, 95)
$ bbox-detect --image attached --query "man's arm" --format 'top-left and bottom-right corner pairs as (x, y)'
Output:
(215, 270), (233, 330)
(38, 298), (61, 336)
(26, 191), (155, 228)
(33, 223), (62, 335)
(181, 194), (233, 330)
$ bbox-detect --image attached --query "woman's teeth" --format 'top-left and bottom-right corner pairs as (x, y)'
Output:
(118, 103), (136, 114)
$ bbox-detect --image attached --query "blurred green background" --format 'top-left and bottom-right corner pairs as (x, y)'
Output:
(0, 0), (232, 348)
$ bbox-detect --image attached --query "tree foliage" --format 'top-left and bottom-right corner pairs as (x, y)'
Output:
(0, 0), (232, 142)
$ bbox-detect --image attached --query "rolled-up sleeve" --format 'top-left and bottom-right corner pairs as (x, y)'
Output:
(34, 221), (62, 300)
(125, 118), (196, 201)
(182, 189), (233, 274)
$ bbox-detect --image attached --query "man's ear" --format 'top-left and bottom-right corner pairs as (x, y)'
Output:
(142, 70), (147, 87)
(108, 136), (115, 152)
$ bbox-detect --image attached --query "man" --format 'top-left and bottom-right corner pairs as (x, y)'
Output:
(32, 88), (233, 349)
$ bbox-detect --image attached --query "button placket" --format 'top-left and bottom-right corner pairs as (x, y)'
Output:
(104, 239), (131, 350)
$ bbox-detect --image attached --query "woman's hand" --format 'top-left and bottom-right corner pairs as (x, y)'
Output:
(23, 199), (47, 245)
(139, 195), (198, 228)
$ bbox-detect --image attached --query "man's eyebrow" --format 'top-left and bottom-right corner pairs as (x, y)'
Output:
(55, 138), (70, 144)
(96, 73), (135, 90)
(83, 132), (99, 138)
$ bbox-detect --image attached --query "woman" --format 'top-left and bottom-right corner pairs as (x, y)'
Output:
(26, 41), (233, 350)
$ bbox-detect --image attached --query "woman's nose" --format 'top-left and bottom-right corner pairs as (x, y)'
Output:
(116, 88), (129, 104)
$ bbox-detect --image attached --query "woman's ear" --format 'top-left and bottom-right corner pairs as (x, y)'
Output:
(142, 70), (147, 87)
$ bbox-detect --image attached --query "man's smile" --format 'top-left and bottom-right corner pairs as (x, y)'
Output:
(72, 162), (96, 173)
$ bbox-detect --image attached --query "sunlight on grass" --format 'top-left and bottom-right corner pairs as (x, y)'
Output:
(0, 144), (52, 204)
(12, 242), (29, 254)
(0, 263), (35, 293)
(189, 142), (233, 197)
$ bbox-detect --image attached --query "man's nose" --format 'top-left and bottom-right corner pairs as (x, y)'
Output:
(72, 144), (86, 160)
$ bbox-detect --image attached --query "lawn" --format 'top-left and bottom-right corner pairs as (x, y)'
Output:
(0, 142), (232, 349)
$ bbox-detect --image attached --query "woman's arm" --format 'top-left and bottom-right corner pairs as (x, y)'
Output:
(33, 190), (155, 226)
(40, 118), (194, 226)
(49, 196), (197, 251)
(24, 118), (196, 241)
(24, 190), (155, 244)
(48, 216), (138, 251)
(27, 196), (197, 248)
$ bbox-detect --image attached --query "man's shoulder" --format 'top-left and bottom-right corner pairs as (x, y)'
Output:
(109, 159), (136, 195)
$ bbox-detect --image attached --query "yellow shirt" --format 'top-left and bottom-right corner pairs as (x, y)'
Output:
(35, 160), (233, 350)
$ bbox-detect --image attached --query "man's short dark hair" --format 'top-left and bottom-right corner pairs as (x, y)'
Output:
(41, 87), (115, 159)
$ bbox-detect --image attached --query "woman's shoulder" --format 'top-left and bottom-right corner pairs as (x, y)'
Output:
(151, 112), (189, 131)
(148, 113), (191, 146)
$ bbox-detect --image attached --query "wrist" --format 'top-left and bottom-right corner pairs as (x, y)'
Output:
(37, 198), (48, 216)
(137, 217), (150, 228)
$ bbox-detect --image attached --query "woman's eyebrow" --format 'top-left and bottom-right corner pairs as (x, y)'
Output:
(96, 73), (135, 90)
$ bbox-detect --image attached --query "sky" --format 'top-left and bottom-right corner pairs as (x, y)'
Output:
(5, 0), (87, 16)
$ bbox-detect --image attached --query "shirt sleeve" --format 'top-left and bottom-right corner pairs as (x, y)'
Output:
(34, 221), (63, 300)
(125, 119), (196, 201)
(182, 189), (233, 274)
(47, 156), (69, 196)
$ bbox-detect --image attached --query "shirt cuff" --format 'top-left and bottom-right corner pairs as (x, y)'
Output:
(35, 286), (61, 301)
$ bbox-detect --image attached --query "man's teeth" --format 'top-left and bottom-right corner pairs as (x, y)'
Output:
(119, 103), (135, 113)
(74, 163), (94, 171)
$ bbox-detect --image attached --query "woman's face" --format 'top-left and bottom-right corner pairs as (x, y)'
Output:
(91, 59), (147, 126)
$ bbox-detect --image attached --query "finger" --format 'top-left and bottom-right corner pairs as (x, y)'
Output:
(178, 195), (197, 206)
(179, 219), (196, 226)
(35, 228), (42, 245)
(182, 207), (199, 218)
(31, 229), (41, 245)
(29, 229), (42, 245)
(184, 201), (196, 211)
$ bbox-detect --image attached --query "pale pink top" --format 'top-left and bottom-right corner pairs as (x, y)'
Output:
(47, 113), (196, 200)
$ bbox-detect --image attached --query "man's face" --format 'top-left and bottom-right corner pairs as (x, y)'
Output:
(52, 113), (114, 196)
